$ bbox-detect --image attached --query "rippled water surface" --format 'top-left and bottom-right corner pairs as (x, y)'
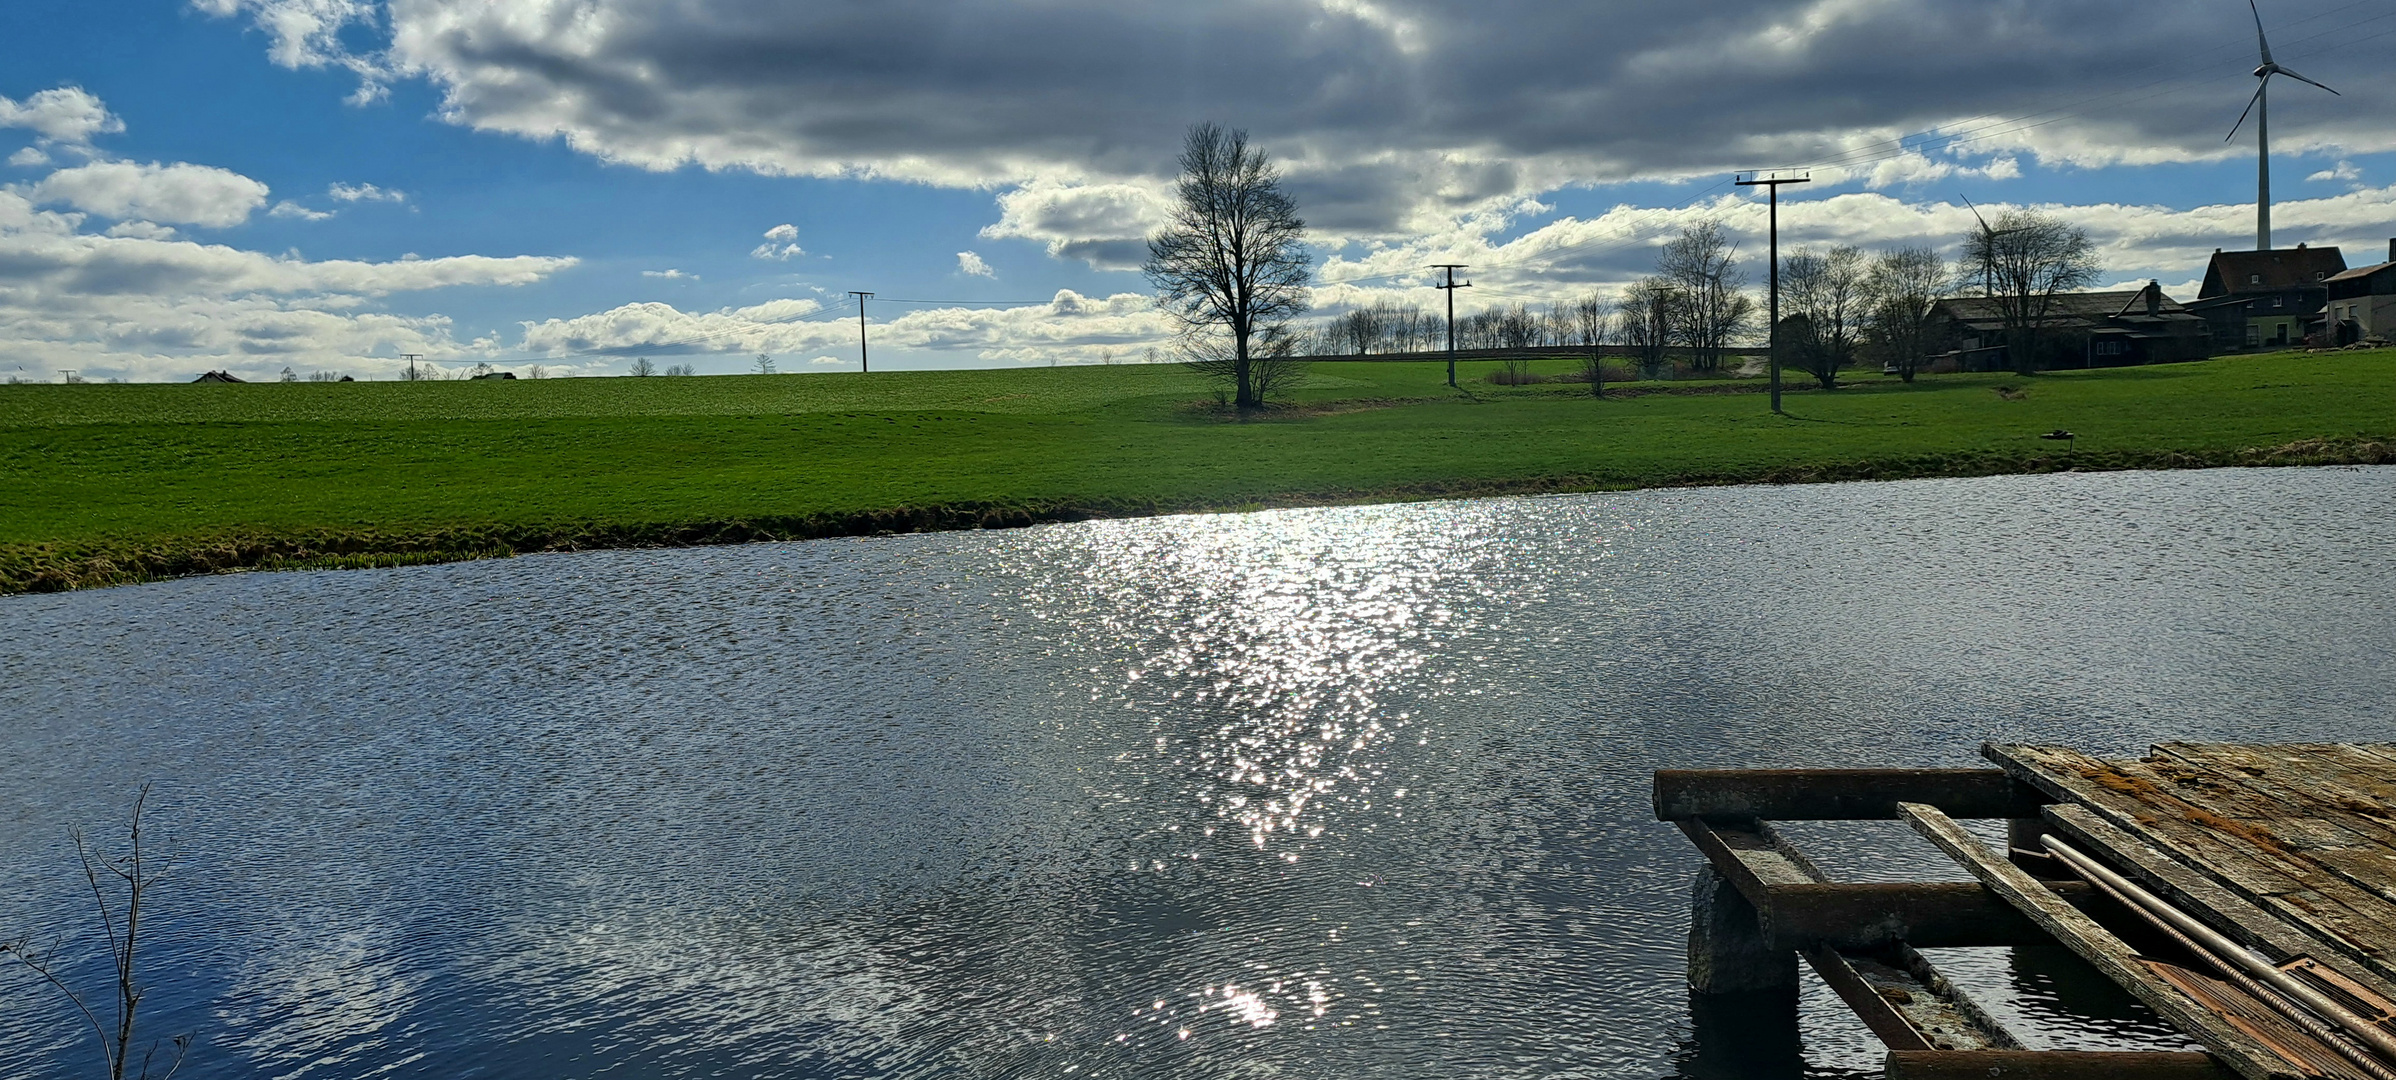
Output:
(5, 467), (2394, 1079)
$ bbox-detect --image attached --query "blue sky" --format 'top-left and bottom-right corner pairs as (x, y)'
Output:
(4, 0), (2392, 381)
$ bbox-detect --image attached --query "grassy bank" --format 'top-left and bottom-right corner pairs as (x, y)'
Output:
(5, 349), (2393, 593)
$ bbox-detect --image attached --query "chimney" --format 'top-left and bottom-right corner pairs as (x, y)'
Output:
(2147, 280), (2161, 315)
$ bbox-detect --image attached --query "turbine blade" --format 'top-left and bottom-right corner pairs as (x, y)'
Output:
(2251, 0), (2274, 63)
(2226, 81), (2265, 141)
(2272, 65), (2340, 94)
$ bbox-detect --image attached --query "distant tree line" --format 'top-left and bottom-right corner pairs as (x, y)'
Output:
(1292, 208), (2096, 387)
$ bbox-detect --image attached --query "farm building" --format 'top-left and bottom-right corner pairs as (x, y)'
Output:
(1924, 281), (2212, 371)
(2323, 241), (2396, 345)
(2184, 244), (2348, 350)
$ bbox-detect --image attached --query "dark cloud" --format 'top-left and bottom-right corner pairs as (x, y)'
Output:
(258, 0), (2388, 189)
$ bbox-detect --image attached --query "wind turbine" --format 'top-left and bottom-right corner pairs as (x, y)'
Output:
(2226, 0), (2338, 251)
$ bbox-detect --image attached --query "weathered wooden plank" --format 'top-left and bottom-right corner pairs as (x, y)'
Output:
(1988, 743), (2396, 967)
(1883, 1051), (2233, 1080)
(1677, 817), (2018, 1049)
(2148, 744), (2396, 854)
(2151, 743), (2396, 902)
(1805, 945), (1936, 1051)
(1763, 881), (2084, 950)
(1898, 801), (2305, 1080)
(2043, 802), (2396, 1001)
(1654, 768), (2049, 822)
(1989, 745), (2315, 896)
(2146, 960), (2381, 1080)
(1802, 944), (2023, 1051)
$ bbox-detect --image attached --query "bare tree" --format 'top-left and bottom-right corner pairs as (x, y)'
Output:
(1562, 294), (1614, 396)
(1618, 277), (1676, 377)
(1861, 246), (1953, 382)
(753, 354), (777, 374)
(627, 358), (656, 377)
(1658, 223), (1755, 372)
(527, 364), (548, 380)
(1963, 209), (2097, 375)
(1780, 245), (1869, 389)
(2, 786), (189, 1080)
(1144, 123), (1312, 409)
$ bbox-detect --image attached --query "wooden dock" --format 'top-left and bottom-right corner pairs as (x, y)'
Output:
(1657, 742), (2396, 1080)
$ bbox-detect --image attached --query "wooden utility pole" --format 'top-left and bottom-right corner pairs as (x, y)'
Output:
(400, 353), (423, 382)
(848, 291), (874, 373)
(1735, 173), (1807, 414)
(1432, 264), (1470, 388)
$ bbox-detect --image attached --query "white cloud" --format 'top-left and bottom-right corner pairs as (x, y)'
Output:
(751, 222), (804, 260)
(981, 180), (1170, 269)
(327, 181), (406, 202)
(0, 189), (578, 380)
(518, 290), (1170, 366)
(641, 268), (694, 279)
(2308, 160), (2361, 184)
(269, 200), (335, 221)
(9, 146), (53, 168)
(955, 250), (993, 277)
(0, 87), (122, 146)
(33, 161), (272, 228)
(103, 220), (179, 240)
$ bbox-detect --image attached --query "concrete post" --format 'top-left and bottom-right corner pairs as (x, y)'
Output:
(1686, 866), (1802, 1078)
(1689, 864), (1798, 994)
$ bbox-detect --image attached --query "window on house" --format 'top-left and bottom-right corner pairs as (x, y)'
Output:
(2249, 274), (2263, 284)
(2274, 296), (2284, 307)
(2246, 325), (2260, 345)
(2315, 272), (2327, 280)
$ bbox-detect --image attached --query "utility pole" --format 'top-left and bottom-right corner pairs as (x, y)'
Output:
(848, 291), (874, 373)
(401, 352), (423, 382)
(1735, 173), (1808, 414)
(1432, 264), (1470, 388)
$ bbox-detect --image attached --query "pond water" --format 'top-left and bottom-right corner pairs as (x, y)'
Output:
(4, 466), (2393, 1080)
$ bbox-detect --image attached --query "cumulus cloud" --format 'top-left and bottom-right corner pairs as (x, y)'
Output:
(328, 181), (406, 202)
(269, 200), (335, 221)
(0, 87), (123, 146)
(980, 180), (1168, 269)
(2307, 160), (2361, 184)
(955, 251), (993, 277)
(0, 189), (576, 380)
(9, 147), (53, 168)
(518, 290), (1166, 366)
(103, 220), (179, 240)
(641, 268), (695, 279)
(751, 223), (804, 260)
(33, 160), (272, 228)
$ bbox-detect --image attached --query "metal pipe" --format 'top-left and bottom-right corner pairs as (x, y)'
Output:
(2042, 835), (2396, 1071)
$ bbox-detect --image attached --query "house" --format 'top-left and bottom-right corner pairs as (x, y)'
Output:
(468, 370), (518, 380)
(1926, 281), (2213, 371)
(2323, 240), (2396, 345)
(192, 370), (245, 383)
(2187, 245), (2348, 350)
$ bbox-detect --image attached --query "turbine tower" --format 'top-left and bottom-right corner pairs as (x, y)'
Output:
(2227, 0), (2338, 251)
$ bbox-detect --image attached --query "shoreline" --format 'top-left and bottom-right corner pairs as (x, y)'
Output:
(9, 434), (2388, 596)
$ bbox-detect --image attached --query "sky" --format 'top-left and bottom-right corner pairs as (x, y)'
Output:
(3, 0), (2394, 382)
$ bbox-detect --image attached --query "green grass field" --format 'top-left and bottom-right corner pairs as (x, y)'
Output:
(4, 349), (2392, 592)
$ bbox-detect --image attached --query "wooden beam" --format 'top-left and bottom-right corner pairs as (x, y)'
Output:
(1765, 881), (2089, 950)
(1896, 801), (2305, 1080)
(1655, 768), (2050, 822)
(1884, 1051), (2235, 1080)
(1677, 818), (2019, 1050)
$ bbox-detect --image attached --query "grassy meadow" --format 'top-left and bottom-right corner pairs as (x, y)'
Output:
(4, 349), (2392, 592)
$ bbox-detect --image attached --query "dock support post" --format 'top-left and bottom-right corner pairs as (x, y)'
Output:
(1687, 866), (1802, 1076)
(1690, 864), (1798, 994)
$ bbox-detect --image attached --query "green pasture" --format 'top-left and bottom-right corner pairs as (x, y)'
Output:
(3, 349), (2391, 592)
